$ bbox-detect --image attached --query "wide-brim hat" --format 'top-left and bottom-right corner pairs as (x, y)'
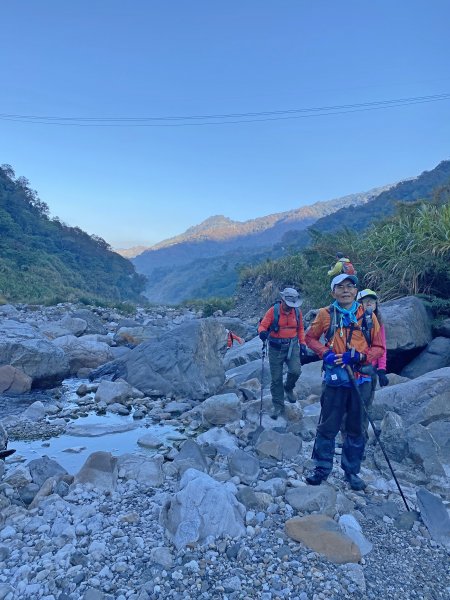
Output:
(357, 288), (378, 301)
(330, 274), (359, 291)
(280, 287), (302, 308)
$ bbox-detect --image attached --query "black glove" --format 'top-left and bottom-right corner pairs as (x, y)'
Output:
(377, 369), (389, 387)
(259, 330), (269, 342)
(342, 350), (365, 366)
(300, 344), (307, 357)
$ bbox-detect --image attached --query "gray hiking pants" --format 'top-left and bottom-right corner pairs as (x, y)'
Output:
(268, 340), (301, 408)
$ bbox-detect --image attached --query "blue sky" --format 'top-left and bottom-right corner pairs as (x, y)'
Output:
(1, 1), (449, 248)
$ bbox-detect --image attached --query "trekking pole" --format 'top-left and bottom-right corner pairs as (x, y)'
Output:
(259, 341), (267, 427)
(345, 364), (410, 511)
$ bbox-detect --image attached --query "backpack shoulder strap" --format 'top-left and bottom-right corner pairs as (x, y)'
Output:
(324, 305), (338, 344)
(359, 311), (373, 347)
(269, 301), (281, 333)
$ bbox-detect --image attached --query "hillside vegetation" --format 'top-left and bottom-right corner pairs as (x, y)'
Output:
(0, 165), (147, 304)
(240, 193), (450, 314)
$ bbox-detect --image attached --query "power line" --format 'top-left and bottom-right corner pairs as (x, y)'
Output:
(0, 93), (449, 127)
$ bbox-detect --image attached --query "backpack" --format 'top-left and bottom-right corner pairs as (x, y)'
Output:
(324, 305), (372, 348)
(341, 261), (356, 276)
(269, 301), (301, 335)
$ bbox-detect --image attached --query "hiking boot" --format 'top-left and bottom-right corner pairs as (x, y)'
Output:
(305, 469), (328, 486)
(270, 405), (285, 420)
(345, 473), (367, 491)
(284, 386), (297, 404)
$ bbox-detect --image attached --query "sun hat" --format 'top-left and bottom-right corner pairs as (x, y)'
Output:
(280, 287), (302, 308)
(357, 288), (378, 301)
(330, 273), (359, 291)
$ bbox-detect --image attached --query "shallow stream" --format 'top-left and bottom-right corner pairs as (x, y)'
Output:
(2, 378), (179, 474)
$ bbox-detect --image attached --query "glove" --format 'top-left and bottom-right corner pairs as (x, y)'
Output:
(323, 351), (337, 366)
(377, 369), (389, 387)
(341, 350), (365, 366)
(259, 330), (269, 342)
(300, 344), (307, 357)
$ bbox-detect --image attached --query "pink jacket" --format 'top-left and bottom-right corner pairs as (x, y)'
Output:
(372, 324), (387, 370)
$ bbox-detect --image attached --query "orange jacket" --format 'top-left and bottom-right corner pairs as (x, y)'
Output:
(258, 305), (306, 344)
(305, 304), (384, 364)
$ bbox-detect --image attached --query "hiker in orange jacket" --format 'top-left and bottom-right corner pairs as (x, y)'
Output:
(305, 274), (384, 490)
(258, 287), (306, 419)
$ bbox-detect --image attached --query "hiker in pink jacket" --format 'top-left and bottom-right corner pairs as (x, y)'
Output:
(356, 289), (389, 440)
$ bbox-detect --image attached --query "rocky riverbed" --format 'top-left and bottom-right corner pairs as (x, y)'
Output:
(0, 299), (449, 599)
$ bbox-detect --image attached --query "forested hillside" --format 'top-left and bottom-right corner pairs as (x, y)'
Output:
(0, 165), (147, 304)
(238, 193), (450, 316)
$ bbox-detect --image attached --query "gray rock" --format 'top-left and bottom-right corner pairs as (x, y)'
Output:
(382, 296), (432, 353)
(295, 360), (323, 397)
(117, 454), (164, 486)
(0, 422), (8, 450)
(416, 488), (450, 548)
(434, 318), (450, 338)
(66, 421), (137, 437)
(255, 477), (287, 496)
(427, 421), (450, 463)
(372, 367), (450, 426)
(0, 365), (32, 394)
(160, 468), (245, 549)
(225, 359), (263, 385)
(0, 319), (69, 387)
(21, 400), (46, 422)
(173, 440), (208, 474)
(236, 487), (261, 509)
(94, 379), (142, 404)
(202, 392), (241, 425)
(285, 484), (337, 516)
(52, 335), (114, 374)
(223, 336), (262, 370)
(405, 423), (446, 476)
(228, 449), (260, 484)
(114, 325), (160, 346)
(60, 316), (88, 336)
(74, 451), (118, 491)
(28, 455), (68, 487)
(72, 309), (108, 335)
(149, 546), (173, 569)
(197, 427), (239, 455)
(379, 411), (408, 462)
(255, 430), (302, 460)
(90, 318), (226, 399)
(339, 514), (373, 556)
(0, 304), (18, 316)
(401, 337), (450, 378)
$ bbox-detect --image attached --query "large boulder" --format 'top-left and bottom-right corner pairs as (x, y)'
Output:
(90, 319), (227, 399)
(0, 365), (32, 394)
(223, 336), (262, 370)
(52, 335), (114, 374)
(225, 359), (263, 385)
(160, 468), (245, 549)
(0, 319), (69, 388)
(401, 337), (450, 379)
(372, 367), (450, 427)
(382, 296), (432, 352)
(295, 360), (324, 398)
